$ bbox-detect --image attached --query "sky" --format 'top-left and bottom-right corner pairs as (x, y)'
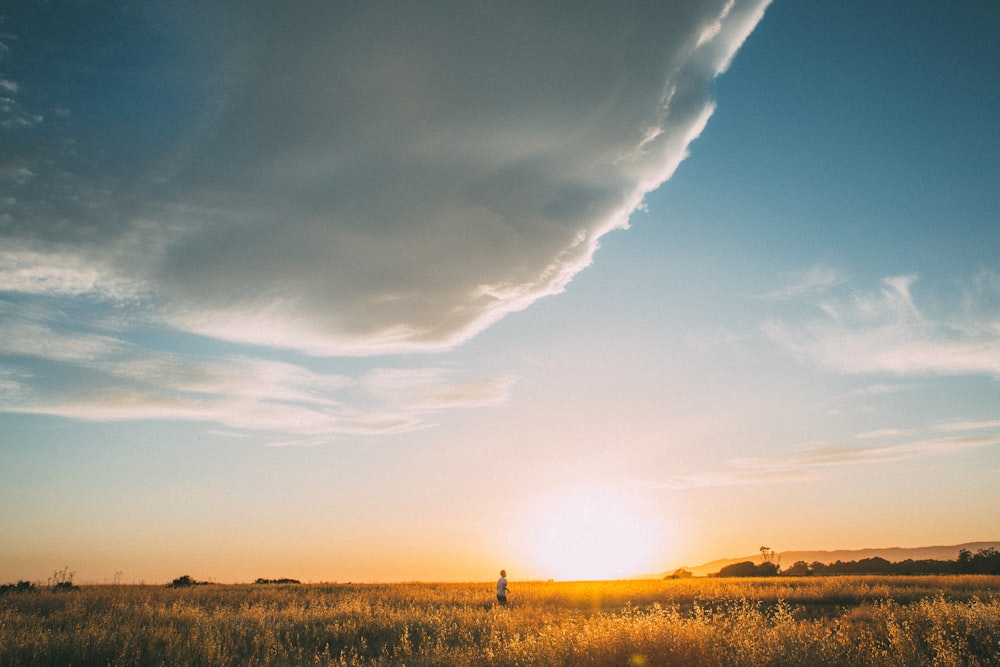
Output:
(1, 0), (998, 584)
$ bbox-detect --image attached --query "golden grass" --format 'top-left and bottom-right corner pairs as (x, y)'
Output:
(1, 576), (998, 666)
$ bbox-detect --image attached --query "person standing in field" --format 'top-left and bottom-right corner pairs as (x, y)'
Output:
(496, 569), (508, 606)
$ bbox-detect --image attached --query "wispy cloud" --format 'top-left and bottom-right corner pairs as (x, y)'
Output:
(849, 383), (916, 397)
(936, 419), (1000, 432)
(4, 359), (510, 445)
(755, 264), (850, 301)
(855, 428), (917, 440)
(0, 318), (513, 444)
(782, 436), (997, 465)
(0, 245), (142, 300)
(0, 317), (124, 362)
(363, 368), (514, 411)
(0, 369), (26, 402)
(763, 272), (1000, 378)
(0, 1), (771, 356)
(655, 466), (820, 490)
(658, 430), (1000, 489)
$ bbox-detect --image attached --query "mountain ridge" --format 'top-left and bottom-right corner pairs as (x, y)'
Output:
(663, 541), (1000, 578)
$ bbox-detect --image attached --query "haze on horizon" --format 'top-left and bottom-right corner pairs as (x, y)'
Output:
(1, 1), (998, 585)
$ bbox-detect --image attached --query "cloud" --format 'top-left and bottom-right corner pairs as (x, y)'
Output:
(0, 316), (124, 362)
(0, 369), (26, 402)
(0, 288), (513, 444)
(755, 264), (850, 301)
(0, 1), (771, 355)
(936, 419), (1000, 432)
(849, 383), (916, 397)
(0, 244), (141, 300)
(1, 344), (511, 444)
(763, 273), (1000, 378)
(855, 428), (917, 440)
(660, 432), (1000, 489)
(362, 368), (514, 411)
(783, 436), (998, 466)
(656, 466), (820, 490)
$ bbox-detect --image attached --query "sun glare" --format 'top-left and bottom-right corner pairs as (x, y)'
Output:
(520, 488), (665, 581)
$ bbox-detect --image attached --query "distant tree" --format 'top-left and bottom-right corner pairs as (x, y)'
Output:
(783, 561), (811, 576)
(855, 557), (892, 574)
(712, 545), (1000, 579)
(801, 554), (977, 577)
(717, 561), (779, 577)
(756, 562), (780, 576)
(0, 580), (37, 594)
(665, 568), (693, 580)
(759, 546), (780, 574)
(718, 561), (759, 577)
(971, 548), (1000, 574)
(167, 575), (206, 588)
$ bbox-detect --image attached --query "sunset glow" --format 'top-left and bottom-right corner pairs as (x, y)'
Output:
(519, 488), (670, 581)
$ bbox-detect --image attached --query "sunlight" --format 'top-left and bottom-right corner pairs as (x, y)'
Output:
(520, 487), (665, 581)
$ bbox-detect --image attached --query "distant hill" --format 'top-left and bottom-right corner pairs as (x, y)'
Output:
(663, 542), (1000, 578)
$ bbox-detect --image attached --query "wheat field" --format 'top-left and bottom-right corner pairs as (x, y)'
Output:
(2, 576), (999, 666)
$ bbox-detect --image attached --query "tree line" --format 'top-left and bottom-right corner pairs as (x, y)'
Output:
(714, 547), (1000, 577)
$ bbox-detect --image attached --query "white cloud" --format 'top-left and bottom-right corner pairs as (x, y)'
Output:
(785, 436), (997, 465)
(660, 433), (1000, 489)
(0, 245), (140, 299)
(849, 383), (915, 397)
(0, 369), (26, 401)
(0, 330), (511, 443)
(104, 356), (351, 407)
(0, 1), (771, 355)
(763, 274), (1000, 378)
(0, 1), (773, 443)
(936, 419), (1000, 432)
(362, 367), (514, 411)
(657, 466), (820, 490)
(855, 428), (916, 440)
(5, 370), (457, 444)
(0, 318), (123, 362)
(756, 264), (849, 301)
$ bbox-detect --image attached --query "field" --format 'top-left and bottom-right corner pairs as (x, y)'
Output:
(2, 576), (999, 666)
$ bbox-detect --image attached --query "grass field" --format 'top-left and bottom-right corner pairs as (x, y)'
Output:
(2, 576), (999, 666)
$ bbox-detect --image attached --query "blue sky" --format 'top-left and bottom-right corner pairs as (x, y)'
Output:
(1, 1), (998, 584)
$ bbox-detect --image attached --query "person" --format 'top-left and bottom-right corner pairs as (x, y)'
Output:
(496, 569), (508, 606)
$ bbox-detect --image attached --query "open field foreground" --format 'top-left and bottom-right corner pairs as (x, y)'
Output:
(2, 576), (999, 666)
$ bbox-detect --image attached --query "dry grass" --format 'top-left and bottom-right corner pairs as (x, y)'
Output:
(2, 576), (999, 666)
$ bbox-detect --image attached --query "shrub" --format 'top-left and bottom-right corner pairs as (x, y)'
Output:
(51, 566), (75, 591)
(0, 580), (36, 594)
(167, 575), (207, 588)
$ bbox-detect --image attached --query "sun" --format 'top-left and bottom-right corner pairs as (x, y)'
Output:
(519, 487), (666, 581)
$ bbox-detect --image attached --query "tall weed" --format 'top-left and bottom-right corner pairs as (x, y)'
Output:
(1, 576), (998, 666)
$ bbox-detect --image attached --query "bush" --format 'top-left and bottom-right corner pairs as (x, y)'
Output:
(51, 566), (75, 591)
(0, 580), (36, 594)
(716, 561), (779, 577)
(167, 575), (207, 588)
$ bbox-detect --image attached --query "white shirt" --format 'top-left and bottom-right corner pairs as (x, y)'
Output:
(497, 576), (508, 596)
